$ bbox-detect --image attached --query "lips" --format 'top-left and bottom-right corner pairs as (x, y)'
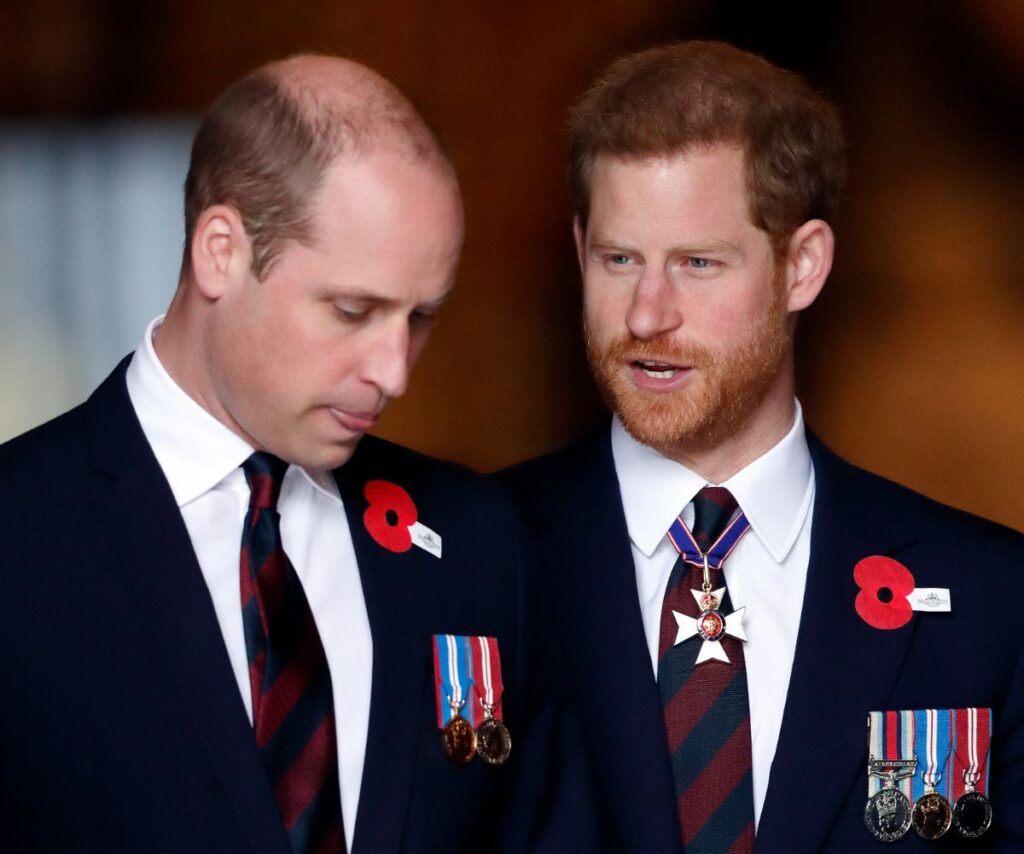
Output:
(634, 359), (686, 379)
(628, 358), (694, 392)
(328, 407), (379, 433)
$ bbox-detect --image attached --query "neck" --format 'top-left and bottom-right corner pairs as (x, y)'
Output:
(153, 289), (242, 440)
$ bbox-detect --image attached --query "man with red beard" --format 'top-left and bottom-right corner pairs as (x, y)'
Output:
(503, 41), (1024, 852)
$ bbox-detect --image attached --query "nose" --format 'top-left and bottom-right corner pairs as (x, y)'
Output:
(625, 268), (682, 340)
(364, 319), (411, 400)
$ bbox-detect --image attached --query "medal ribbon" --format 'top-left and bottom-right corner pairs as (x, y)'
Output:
(431, 634), (475, 728)
(912, 708), (953, 803)
(951, 707), (992, 802)
(667, 508), (750, 568)
(868, 710), (916, 799)
(470, 636), (505, 723)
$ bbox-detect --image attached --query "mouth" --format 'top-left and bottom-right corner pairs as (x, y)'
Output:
(627, 358), (695, 393)
(328, 407), (380, 433)
(634, 359), (687, 379)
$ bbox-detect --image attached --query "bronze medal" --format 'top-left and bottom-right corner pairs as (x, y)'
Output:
(475, 716), (512, 766)
(442, 715), (476, 765)
(952, 790), (993, 838)
(911, 791), (952, 840)
(864, 787), (912, 842)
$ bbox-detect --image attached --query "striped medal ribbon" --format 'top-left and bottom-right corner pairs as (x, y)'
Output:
(910, 709), (953, 839)
(667, 510), (750, 570)
(471, 636), (511, 766)
(866, 711), (917, 841)
(432, 634), (477, 764)
(952, 707), (994, 838)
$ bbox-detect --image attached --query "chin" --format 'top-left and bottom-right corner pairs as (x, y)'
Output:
(268, 435), (361, 472)
(619, 406), (714, 449)
(319, 436), (365, 471)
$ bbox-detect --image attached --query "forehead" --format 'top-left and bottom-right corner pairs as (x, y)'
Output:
(586, 146), (756, 240)
(290, 149), (463, 299)
(313, 149), (462, 238)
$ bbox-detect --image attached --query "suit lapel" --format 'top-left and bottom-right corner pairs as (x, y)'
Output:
(555, 428), (683, 854)
(335, 446), (427, 854)
(756, 434), (919, 851)
(86, 361), (290, 854)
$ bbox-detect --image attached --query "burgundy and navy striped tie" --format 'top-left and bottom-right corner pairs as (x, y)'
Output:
(240, 452), (346, 853)
(657, 486), (755, 853)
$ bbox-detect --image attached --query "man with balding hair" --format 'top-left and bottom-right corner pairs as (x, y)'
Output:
(0, 56), (547, 853)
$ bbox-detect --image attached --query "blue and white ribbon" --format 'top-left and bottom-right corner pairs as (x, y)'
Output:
(667, 511), (750, 568)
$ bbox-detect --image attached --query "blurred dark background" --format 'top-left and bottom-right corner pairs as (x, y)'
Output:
(2, 0), (1022, 530)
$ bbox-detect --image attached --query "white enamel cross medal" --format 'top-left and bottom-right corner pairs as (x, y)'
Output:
(671, 555), (747, 664)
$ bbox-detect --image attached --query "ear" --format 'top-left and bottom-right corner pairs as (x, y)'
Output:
(188, 204), (253, 300)
(782, 219), (834, 313)
(572, 217), (586, 276)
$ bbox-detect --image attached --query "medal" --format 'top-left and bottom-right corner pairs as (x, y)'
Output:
(952, 788), (992, 838)
(432, 634), (477, 765)
(666, 510), (750, 666)
(911, 791), (952, 840)
(442, 701), (477, 765)
(951, 707), (993, 838)
(910, 708), (953, 839)
(471, 636), (512, 766)
(865, 765), (914, 842)
(672, 577), (747, 664)
(866, 711), (918, 842)
(476, 715), (512, 766)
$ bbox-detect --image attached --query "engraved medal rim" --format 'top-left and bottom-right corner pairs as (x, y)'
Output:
(475, 716), (512, 766)
(910, 790), (953, 840)
(952, 790), (993, 838)
(864, 787), (913, 842)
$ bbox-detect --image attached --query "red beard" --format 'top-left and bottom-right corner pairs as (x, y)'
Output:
(585, 288), (791, 455)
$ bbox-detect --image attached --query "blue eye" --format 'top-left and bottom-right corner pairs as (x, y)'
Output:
(689, 257), (714, 269)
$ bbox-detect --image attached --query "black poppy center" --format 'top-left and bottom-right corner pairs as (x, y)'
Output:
(385, 509), (399, 526)
(877, 586), (893, 604)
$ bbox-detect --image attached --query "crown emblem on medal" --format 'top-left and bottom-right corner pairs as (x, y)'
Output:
(876, 789), (900, 820)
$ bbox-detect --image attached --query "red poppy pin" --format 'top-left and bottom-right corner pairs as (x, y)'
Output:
(853, 556), (915, 630)
(363, 480), (443, 558)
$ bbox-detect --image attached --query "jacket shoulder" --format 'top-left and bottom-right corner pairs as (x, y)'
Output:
(343, 433), (520, 521)
(810, 434), (1024, 559)
(0, 402), (90, 488)
(499, 423), (610, 513)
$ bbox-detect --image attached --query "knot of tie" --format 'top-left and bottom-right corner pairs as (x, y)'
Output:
(242, 451), (289, 511)
(691, 486), (739, 552)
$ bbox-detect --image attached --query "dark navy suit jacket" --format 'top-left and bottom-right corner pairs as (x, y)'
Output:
(502, 422), (1024, 853)
(0, 358), (556, 853)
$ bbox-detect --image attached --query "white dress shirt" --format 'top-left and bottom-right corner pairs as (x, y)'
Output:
(126, 316), (370, 850)
(612, 403), (815, 829)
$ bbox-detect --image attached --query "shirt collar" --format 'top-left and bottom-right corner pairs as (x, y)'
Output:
(611, 401), (814, 563)
(125, 315), (340, 508)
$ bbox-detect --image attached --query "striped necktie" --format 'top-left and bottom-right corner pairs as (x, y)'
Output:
(657, 486), (755, 853)
(240, 452), (346, 853)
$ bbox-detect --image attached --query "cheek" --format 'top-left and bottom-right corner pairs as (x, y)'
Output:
(707, 287), (774, 337)
(583, 286), (627, 339)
